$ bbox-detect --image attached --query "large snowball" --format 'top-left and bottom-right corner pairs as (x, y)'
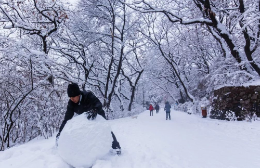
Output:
(58, 113), (112, 168)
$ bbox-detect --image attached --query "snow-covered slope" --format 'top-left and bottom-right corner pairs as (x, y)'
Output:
(0, 108), (260, 168)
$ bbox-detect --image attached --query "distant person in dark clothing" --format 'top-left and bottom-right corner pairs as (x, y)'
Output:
(155, 104), (160, 113)
(164, 102), (171, 120)
(56, 83), (121, 154)
(149, 104), (154, 116)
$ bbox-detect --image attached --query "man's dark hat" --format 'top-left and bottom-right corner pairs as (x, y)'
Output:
(67, 83), (81, 97)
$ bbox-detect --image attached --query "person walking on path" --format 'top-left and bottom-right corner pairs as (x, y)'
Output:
(155, 104), (160, 113)
(164, 102), (171, 120)
(149, 104), (154, 116)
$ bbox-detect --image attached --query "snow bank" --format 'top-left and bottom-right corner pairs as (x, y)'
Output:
(57, 113), (112, 168)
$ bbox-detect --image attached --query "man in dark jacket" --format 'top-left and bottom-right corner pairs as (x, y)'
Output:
(155, 104), (160, 113)
(164, 101), (171, 120)
(56, 83), (121, 154)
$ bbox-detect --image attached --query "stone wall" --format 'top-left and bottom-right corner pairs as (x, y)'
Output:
(210, 86), (260, 120)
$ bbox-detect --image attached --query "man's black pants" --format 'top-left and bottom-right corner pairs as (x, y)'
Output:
(111, 131), (121, 149)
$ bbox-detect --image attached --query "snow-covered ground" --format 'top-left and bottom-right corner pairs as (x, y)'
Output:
(0, 108), (260, 168)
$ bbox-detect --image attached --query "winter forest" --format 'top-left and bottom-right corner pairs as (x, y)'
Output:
(0, 0), (260, 151)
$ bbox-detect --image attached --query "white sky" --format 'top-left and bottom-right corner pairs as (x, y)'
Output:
(61, 0), (78, 7)
(0, 107), (260, 168)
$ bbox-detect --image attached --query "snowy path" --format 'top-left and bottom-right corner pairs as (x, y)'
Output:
(111, 110), (260, 168)
(1, 109), (260, 168)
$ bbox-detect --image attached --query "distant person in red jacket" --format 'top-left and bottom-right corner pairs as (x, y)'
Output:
(149, 104), (154, 116)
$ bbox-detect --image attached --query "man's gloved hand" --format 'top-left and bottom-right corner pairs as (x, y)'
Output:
(86, 109), (97, 120)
